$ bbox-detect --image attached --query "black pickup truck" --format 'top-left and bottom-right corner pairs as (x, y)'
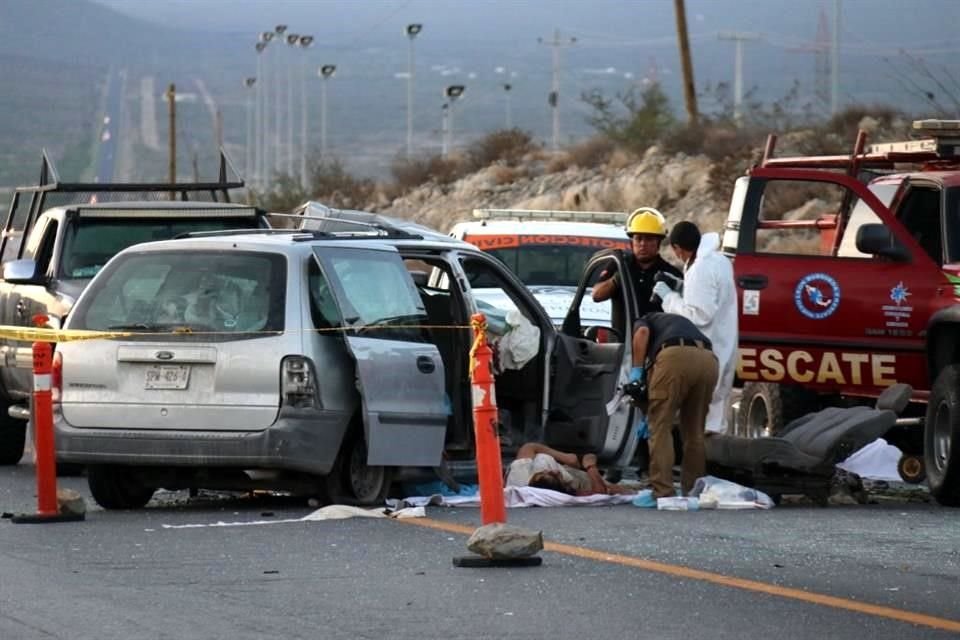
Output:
(0, 151), (270, 464)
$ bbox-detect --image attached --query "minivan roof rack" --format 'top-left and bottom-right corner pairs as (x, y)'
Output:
(174, 229), (327, 240)
(280, 201), (426, 240)
(1, 148), (248, 261)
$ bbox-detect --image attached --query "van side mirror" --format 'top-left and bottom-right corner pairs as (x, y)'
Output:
(856, 224), (909, 261)
(2, 259), (43, 284)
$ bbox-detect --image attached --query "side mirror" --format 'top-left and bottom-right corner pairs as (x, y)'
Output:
(2, 259), (43, 284)
(856, 224), (909, 261)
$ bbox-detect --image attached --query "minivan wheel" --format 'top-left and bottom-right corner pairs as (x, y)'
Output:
(87, 465), (156, 510)
(325, 434), (392, 506)
(924, 365), (960, 506)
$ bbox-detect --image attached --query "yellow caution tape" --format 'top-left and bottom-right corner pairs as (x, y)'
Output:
(0, 323), (475, 343)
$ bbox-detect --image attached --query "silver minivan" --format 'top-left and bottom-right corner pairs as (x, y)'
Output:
(55, 211), (648, 508)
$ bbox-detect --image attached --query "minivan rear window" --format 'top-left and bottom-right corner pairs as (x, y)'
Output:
(71, 250), (286, 338)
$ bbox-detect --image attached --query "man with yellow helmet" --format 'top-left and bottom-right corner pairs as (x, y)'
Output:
(592, 207), (682, 316)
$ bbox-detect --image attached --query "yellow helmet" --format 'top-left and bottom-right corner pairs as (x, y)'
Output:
(625, 207), (666, 237)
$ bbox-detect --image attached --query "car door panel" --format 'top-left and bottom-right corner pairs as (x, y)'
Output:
(313, 248), (448, 467)
(552, 251), (636, 458)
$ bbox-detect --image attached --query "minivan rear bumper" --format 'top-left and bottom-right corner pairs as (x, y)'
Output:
(54, 408), (352, 475)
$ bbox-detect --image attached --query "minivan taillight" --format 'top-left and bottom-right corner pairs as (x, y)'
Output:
(52, 351), (63, 404)
(281, 356), (319, 408)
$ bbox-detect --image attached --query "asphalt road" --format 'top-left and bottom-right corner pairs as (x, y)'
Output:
(1, 463), (958, 640)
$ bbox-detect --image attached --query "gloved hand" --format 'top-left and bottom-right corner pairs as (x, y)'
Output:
(651, 281), (673, 303)
(635, 415), (649, 440)
(623, 378), (648, 405)
(657, 271), (684, 292)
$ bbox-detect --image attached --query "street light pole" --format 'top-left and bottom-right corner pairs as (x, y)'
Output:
(258, 31), (275, 188)
(319, 65), (337, 160)
(255, 35), (271, 190)
(285, 33), (299, 178)
(405, 23), (422, 158)
(244, 77), (256, 186)
(443, 85), (464, 158)
(298, 36), (314, 191)
(274, 24), (287, 182)
(503, 83), (513, 129)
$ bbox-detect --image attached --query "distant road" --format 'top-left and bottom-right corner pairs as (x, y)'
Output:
(140, 75), (162, 152)
(94, 68), (123, 183)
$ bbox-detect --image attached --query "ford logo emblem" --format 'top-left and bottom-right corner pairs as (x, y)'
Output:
(155, 351), (174, 361)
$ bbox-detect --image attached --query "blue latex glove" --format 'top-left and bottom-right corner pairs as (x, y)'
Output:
(629, 366), (645, 383)
(652, 281), (673, 301)
(635, 415), (649, 440)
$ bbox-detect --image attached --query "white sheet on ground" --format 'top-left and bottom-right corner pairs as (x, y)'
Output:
(836, 438), (903, 482)
(396, 485), (639, 509)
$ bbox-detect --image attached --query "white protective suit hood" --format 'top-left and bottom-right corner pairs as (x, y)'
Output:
(661, 231), (739, 433)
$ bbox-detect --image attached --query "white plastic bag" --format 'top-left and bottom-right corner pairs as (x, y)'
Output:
(690, 475), (775, 510)
(497, 310), (541, 370)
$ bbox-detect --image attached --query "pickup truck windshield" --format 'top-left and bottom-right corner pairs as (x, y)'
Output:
(59, 217), (260, 279)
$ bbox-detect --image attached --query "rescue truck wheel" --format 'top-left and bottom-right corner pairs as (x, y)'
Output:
(87, 465), (156, 510)
(737, 383), (816, 438)
(896, 454), (926, 484)
(924, 365), (960, 506)
(325, 431), (393, 506)
(0, 412), (26, 465)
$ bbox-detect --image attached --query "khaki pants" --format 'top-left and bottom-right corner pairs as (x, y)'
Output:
(646, 345), (719, 498)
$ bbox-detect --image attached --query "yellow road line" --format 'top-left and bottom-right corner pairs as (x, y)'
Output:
(403, 517), (960, 634)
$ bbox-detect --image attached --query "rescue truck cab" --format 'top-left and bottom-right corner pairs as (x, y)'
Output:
(724, 119), (960, 505)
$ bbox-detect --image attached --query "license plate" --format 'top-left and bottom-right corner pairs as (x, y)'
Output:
(144, 364), (191, 390)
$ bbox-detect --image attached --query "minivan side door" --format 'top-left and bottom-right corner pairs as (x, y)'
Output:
(312, 246), (448, 467)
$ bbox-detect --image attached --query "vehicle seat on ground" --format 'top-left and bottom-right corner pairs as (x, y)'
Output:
(705, 383), (913, 504)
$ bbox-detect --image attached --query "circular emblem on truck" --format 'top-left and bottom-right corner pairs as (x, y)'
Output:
(794, 273), (840, 320)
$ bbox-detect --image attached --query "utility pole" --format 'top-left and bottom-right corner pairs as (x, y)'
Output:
(297, 36), (314, 192)
(538, 29), (576, 151)
(673, 0), (699, 125)
(717, 32), (761, 123)
(503, 83), (513, 129)
(165, 83), (176, 199)
(831, 0), (841, 114)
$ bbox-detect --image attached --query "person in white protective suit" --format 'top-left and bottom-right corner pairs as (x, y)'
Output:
(651, 221), (738, 434)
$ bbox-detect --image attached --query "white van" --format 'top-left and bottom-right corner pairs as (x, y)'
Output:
(449, 209), (630, 327)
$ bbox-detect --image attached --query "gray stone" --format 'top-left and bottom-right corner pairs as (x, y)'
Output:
(466, 523), (543, 559)
(57, 488), (86, 516)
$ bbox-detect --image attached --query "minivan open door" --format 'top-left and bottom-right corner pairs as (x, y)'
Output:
(550, 249), (638, 465)
(313, 247), (448, 467)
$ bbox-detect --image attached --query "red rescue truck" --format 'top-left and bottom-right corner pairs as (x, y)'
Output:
(724, 119), (960, 505)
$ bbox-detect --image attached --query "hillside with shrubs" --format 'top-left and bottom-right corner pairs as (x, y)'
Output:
(254, 84), (915, 237)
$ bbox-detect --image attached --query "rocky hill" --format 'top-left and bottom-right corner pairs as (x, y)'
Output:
(379, 147), (731, 236)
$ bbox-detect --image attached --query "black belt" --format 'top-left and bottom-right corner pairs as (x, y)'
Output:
(658, 337), (709, 353)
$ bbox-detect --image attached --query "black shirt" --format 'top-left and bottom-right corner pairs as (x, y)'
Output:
(626, 254), (683, 315)
(636, 312), (711, 359)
